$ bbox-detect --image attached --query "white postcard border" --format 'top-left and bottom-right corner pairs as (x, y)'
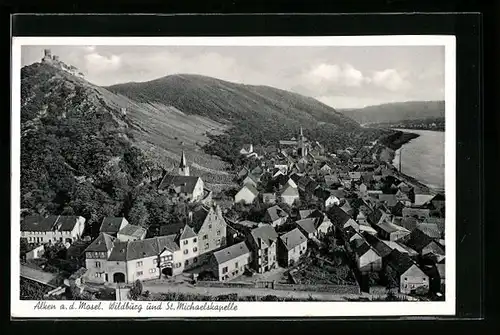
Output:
(11, 35), (456, 318)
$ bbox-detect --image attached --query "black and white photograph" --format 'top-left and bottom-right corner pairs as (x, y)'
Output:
(11, 36), (456, 317)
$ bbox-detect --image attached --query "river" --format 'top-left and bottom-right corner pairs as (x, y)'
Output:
(392, 129), (445, 191)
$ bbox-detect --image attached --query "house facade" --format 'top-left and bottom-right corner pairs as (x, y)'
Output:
(21, 215), (86, 245)
(277, 228), (308, 267)
(246, 225), (278, 273)
(280, 184), (299, 206)
(234, 184), (259, 204)
(210, 241), (252, 281)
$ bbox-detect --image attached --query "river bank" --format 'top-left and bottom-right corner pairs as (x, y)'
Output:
(377, 129), (437, 194)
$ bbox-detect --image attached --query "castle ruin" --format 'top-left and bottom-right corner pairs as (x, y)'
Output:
(41, 49), (85, 79)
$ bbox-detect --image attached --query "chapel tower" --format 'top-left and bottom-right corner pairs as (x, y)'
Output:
(178, 150), (190, 176)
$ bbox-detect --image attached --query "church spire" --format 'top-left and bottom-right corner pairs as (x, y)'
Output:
(178, 150), (190, 176)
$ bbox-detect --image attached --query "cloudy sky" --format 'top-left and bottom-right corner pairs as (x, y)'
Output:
(21, 45), (444, 109)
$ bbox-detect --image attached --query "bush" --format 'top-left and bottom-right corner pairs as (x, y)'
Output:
(129, 279), (143, 300)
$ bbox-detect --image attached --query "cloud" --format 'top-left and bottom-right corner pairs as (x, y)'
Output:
(83, 52), (122, 73)
(306, 63), (367, 87)
(371, 68), (411, 91)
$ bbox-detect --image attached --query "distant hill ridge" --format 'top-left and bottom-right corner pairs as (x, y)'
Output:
(338, 101), (445, 125)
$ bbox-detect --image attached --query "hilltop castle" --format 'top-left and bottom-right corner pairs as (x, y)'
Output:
(41, 49), (85, 78)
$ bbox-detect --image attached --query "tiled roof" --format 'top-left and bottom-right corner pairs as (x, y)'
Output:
(240, 184), (259, 197)
(126, 238), (162, 261)
(299, 209), (314, 220)
(416, 223), (441, 239)
(108, 241), (128, 261)
(21, 215), (57, 232)
(180, 224), (197, 240)
(362, 232), (393, 258)
(280, 184), (299, 197)
(264, 205), (288, 223)
(377, 221), (408, 234)
(159, 222), (185, 236)
(213, 241), (251, 265)
(296, 218), (317, 234)
(280, 228), (307, 251)
(85, 233), (116, 253)
(386, 249), (418, 275)
(327, 206), (351, 226)
(402, 229), (435, 252)
(100, 217), (128, 234)
(56, 216), (82, 231)
(249, 225), (278, 248)
(118, 224), (146, 239)
(158, 175), (201, 194)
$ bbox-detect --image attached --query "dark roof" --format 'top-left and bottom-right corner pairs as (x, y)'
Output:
(416, 223), (441, 239)
(108, 241), (129, 261)
(352, 241), (376, 258)
(240, 183), (259, 197)
(422, 217), (445, 234)
(432, 193), (445, 201)
(21, 215), (57, 232)
(127, 238), (164, 261)
(379, 194), (398, 207)
(280, 228), (307, 250)
(100, 217), (127, 234)
(402, 229), (435, 252)
(180, 224), (197, 239)
(213, 241), (251, 264)
(376, 221), (403, 234)
(393, 217), (419, 231)
(85, 233), (115, 253)
(159, 222), (185, 236)
(299, 209), (314, 219)
(55, 216), (82, 231)
(244, 173), (260, 184)
(66, 239), (91, 258)
(289, 173), (302, 183)
(157, 234), (181, 252)
(296, 218), (317, 234)
(118, 224), (147, 239)
(249, 225), (278, 248)
(327, 206), (352, 226)
(386, 249), (417, 275)
(367, 209), (389, 226)
(264, 205), (288, 223)
(363, 232), (393, 258)
(158, 175), (201, 194)
(280, 184), (299, 197)
(391, 202), (406, 216)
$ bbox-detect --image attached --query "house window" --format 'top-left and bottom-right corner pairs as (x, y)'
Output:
(176, 262), (182, 268)
(193, 247), (198, 252)
(404, 278), (407, 281)
(185, 260), (189, 266)
(205, 243), (209, 249)
(222, 267), (228, 274)
(183, 249), (188, 255)
(203, 235), (208, 240)
(423, 278), (426, 281)
(209, 224), (212, 229)
(183, 240), (188, 245)
(94, 273), (99, 278)
(299, 250), (303, 255)
(235, 262), (239, 269)
(194, 257), (198, 263)
(216, 230), (221, 236)
(149, 268), (156, 274)
(193, 238), (197, 243)
(137, 271), (143, 276)
(137, 261), (143, 267)
(96, 261), (101, 268)
(216, 239), (221, 246)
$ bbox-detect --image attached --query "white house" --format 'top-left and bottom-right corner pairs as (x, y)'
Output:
(21, 215), (86, 245)
(279, 184), (300, 206)
(234, 184), (259, 205)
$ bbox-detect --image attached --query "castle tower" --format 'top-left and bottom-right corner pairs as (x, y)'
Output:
(178, 150), (190, 176)
(42, 49), (53, 63)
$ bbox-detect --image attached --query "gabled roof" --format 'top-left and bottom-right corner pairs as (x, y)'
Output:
(432, 193), (445, 201)
(362, 232), (393, 258)
(118, 224), (147, 239)
(249, 225), (278, 248)
(213, 241), (251, 265)
(299, 209), (314, 220)
(379, 194), (398, 207)
(100, 217), (128, 234)
(280, 184), (299, 197)
(377, 221), (409, 234)
(159, 222), (185, 236)
(416, 223), (441, 239)
(108, 241), (128, 261)
(158, 175), (201, 194)
(391, 201), (406, 216)
(296, 218), (317, 235)
(85, 233), (116, 253)
(21, 215), (57, 232)
(55, 216), (83, 232)
(264, 205), (288, 223)
(367, 208), (389, 226)
(180, 224), (197, 240)
(386, 249), (419, 275)
(239, 183), (259, 197)
(402, 228), (436, 252)
(328, 206), (352, 226)
(422, 217), (445, 234)
(392, 216), (419, 231)
(280, 228), (307, 250)
(126, 237), (162, 261)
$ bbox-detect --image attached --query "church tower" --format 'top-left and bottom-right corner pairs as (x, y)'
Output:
(178, 150), (190, 176)
(298, 127), (308, 157)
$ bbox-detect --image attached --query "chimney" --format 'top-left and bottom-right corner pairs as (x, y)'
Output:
(285, 237), (288, 245)
(188, 211), (193, 222)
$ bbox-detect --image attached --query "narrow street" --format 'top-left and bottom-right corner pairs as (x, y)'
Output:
(142, 282), (370, 301)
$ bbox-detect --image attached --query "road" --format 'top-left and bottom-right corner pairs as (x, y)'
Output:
(142, 282), (369, 301)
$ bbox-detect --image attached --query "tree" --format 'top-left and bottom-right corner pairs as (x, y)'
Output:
(128, 201), (150, 228)
(368, 271), (380, 286)
(129, 279), (143, 300)
(383, 265), (399, 290)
